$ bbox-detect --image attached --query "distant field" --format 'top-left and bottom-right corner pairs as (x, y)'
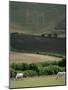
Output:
(10, 51), (62, 64)
(10, 75), (65, 88)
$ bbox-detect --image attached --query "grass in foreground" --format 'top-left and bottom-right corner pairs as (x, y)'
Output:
(10, 75), (66, 88)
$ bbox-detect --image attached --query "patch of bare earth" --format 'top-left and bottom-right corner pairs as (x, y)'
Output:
(10, 52), (62, 64)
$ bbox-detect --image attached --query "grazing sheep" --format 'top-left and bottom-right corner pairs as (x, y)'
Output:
(56, 72), (66, 80)
(16, 73), (23, 79)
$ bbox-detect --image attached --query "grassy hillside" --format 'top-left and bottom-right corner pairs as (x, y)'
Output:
(10, 1), (66, 35)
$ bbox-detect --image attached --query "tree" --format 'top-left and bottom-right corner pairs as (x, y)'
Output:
(47, 34), (52, 38)
(10, 68), (17, 78)
(41, 33), (45, 37)
(58, 57), (66, 67)
(53, 33), (58, 38)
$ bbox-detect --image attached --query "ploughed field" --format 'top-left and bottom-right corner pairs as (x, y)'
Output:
(10, 52), (62, 64)
(10, 33), (66, 54)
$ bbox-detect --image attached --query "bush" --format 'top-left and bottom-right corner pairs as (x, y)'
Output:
(40, 62), (50, 67)
(51, 61), (59, 65)
(10, 63), (17, 70)
(58, 58), (66, 67)
(35, 64), (43, 75)
(23, 70), (37, 77)
(40, 61), (59, 67)
(41, 34), (45, 37)
(10, 68), (17, 78)
(42, 65), (65, 75)
(10, 63), (29, 71)
(42, 66), (54, 75)
(10, 61), (65, 77)
(47, 34), (52, 38)
(16, 63), (29, 70)
(53, 33), (58, 38)
(29, 63), (38, 71)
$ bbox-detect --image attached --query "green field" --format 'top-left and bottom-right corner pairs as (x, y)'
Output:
(10, 75), (66, 88)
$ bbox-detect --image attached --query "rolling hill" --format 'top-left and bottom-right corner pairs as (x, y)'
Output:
(10, 1), (66, 35)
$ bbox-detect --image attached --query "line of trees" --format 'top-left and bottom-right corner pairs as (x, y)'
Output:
(10, 32), (58, 38)
(41, 33), (58, 38)
(10, 58), (66, 78)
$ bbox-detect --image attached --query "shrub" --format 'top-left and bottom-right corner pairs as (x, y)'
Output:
(10, 63), (17, 70)
(40, 62), (50, 67)
(40, 61), (59, 67)
(42, 66), (54, 75)
(41, 34), (45, 37)
(47, 34), (52, 38)
(58, 58), (66, 67)
(42, 65), (65, 75)
(10, 63), (29, 71)
(16, 63), (29, 70)
(35, 64), (43, 75)
(23, 70), (37, 77)
(29, 63), (38, 71)
(53, 33), (58, 38)
(10, 61), (65, 76)
(10, 68), (17, 78)
(51, 61), (59, 65)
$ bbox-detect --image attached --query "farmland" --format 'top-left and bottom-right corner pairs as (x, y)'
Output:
(10, 33), (66, 54)
(9, 2), (66, 88)
(10, 52), (62, 64)
(10, 75), (66, 88)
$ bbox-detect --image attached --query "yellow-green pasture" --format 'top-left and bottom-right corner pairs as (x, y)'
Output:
(10, 75), (66, 88)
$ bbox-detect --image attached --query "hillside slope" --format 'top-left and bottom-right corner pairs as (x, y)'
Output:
(10, 1), (66, 35)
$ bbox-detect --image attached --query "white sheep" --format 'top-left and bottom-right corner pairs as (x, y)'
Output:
(16, 73), (23, 79)
(56, 72), (66, 80)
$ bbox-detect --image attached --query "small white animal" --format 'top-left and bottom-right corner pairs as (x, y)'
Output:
(16, 73), (23, 79)
(56, 72), (66, 80)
